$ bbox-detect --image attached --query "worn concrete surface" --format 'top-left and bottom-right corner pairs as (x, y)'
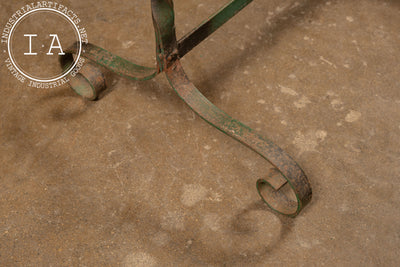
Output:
(1, 0), (400, 266)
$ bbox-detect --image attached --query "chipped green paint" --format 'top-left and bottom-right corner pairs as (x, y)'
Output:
(59, 0), (312, 217)
(165, 60), (311, 217)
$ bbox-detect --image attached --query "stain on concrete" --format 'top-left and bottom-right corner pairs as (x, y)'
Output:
(345, 110), (362, 123)
(279, 84), (298, 96)
(180, 184), (208, 207)
(293, 130), (327, 153)
(294, 95), (311, 108)
(124, 252), (157, 267)
(203, 213), (222, 232)
(161, 210), (185, 231)
(331, 98), (344, 110)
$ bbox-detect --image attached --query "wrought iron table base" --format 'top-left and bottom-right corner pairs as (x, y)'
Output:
(60, 0), (312, 217)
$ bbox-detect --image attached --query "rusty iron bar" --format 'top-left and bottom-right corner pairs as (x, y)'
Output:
(60, 0), (312, 217)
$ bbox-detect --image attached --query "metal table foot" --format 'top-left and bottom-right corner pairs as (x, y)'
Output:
(60, 0), (312, 217)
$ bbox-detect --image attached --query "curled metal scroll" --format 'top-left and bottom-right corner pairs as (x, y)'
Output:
(60, 0), (312, 217)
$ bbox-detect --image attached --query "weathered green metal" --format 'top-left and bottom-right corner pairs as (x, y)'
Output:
(178, 0), (255, 57)
(60, 43), (157, 99)
(61, 43), (157, 80)
(151, 0), (177, 72)
(165, 61), (311, 216)
(59, 0), (312, 217)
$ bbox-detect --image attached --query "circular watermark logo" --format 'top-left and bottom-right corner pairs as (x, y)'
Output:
(1, 2), (88, 88)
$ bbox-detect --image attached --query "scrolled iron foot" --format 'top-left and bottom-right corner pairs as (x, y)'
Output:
(60, 43), (157, 100)
(60, 0), (312, 217)
(165, 60), (311, 216)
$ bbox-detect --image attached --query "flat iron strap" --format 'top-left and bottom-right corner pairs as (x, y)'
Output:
(61, 42), (157, 81)
(165, 60), (312, 217)
(178, 0), (255, 57)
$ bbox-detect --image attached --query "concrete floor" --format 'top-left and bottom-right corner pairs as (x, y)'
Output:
(1, 0), (400, 266)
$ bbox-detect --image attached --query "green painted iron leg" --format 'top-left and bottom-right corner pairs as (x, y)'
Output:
(59, 0), (312, 217)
